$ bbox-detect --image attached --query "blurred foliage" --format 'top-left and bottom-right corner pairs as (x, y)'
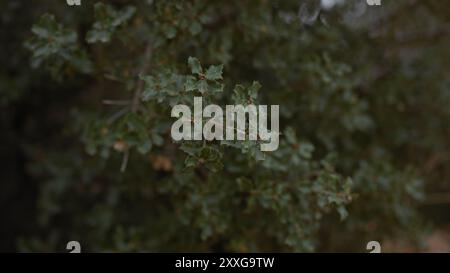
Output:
(1, 0), (449, 252)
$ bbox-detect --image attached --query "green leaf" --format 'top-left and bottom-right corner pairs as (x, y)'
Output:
(163, 25), (177, 39)
(25, 13), (93, 76)
(137, 140), (152, 154)
(180, 143), (200, 156)
(299, 143), (314, 159)
(209, 81), (224, 93)
(184, 76), (197, 92)
(197, 80), (208, 94)
(189, 21), (202, 35)
(232, 84), (247, 104)
(86, 3), (136, 44)
(205, 65), (223, 81)
(188, 57), (202, 75)
(248, 81), (261, 100)
(337, 206), (348, 221)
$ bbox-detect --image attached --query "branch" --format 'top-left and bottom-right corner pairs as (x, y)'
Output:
(102, 99), (131, 106)
(131, 43), (153, 113)
(120, 42), (153, 172)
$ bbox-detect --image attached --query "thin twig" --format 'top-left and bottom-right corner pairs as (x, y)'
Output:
(120, 149), (130, 173)
(103, 99), (131, 106)
(120, 43), (153, 172)
(131, 44), (153, 113)
(107, 106), (129, 125)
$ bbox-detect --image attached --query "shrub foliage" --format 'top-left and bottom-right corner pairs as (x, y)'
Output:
(2, 0), (450, 252)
